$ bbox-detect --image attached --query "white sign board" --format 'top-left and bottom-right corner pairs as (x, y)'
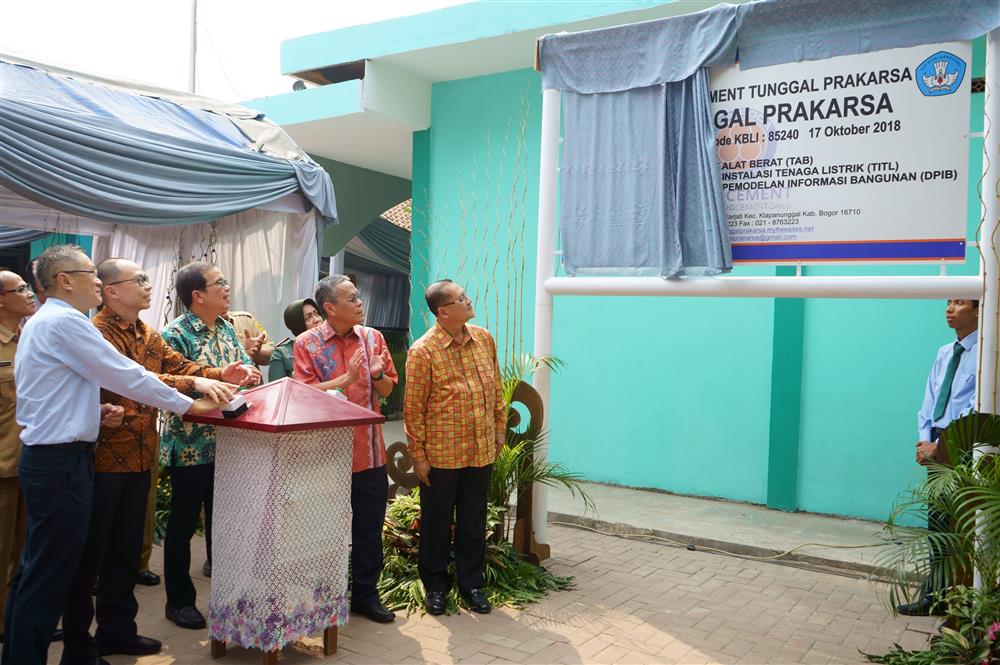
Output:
(709, 41), (971, 264)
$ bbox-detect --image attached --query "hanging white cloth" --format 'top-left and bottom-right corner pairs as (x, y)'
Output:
(92, 208), (318, 341)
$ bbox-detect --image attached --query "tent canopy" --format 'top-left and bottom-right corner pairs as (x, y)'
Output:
(0, 55), (333, 351)
(0, 53), (337, 236)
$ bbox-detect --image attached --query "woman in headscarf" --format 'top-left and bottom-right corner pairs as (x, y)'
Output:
(268, 298), (323, 381)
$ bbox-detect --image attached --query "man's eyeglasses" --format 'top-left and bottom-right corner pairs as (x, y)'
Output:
(342, 294), (362, 303)
(1, 284), (32, 295)
(59, 268), (97, 277)
(107, 274), (151, 287)
(205, 278), (229, 289)
(440, 293), (471, 308)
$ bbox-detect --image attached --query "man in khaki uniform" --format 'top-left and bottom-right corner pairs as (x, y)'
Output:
(0, 268), (37, 631)
(226, 310), (273, 366)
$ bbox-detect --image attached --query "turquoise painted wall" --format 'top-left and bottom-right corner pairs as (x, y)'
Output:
(413, 41), (988, 520)
(412, 69), (541, 356)
(30, 233), (93, 258)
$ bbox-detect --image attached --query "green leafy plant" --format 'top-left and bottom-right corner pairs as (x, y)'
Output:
(874, 414), (1000, 611)
(864, 585), (1000, 664)
(866, 414), (1000, 664)
(377, 491), (573, 614)
(491, 354), (593, 541)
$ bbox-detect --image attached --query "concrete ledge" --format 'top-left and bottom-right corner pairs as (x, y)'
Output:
(546, 482), (915, 582)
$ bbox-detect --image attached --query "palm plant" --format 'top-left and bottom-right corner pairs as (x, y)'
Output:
(490, 354), (594, 541)
(874, 413), (1000, 611)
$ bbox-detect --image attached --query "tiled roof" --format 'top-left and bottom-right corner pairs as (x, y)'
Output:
(379, 199), (411, 231)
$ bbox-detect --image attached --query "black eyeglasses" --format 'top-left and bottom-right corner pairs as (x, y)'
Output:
(205, 278), (229, 289)
(107, 274), (151, 287)
(1, 284), (32, 294)
(59, 268), (97, 277)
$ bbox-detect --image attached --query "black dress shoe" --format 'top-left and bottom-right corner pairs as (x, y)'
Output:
(896, 595), (941, 616)
(136, 570), (161, 586)
(203, 560), (212, 578)
(462, 588), (492, 614)
(98, 634), (162, 656)
(165, 604), (207, 629)
(351, 601), (395, 623)
(425, 591), (446, 615)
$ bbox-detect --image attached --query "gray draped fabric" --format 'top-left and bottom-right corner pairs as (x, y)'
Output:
(540, 4), (738, 277)
(560, 71), (729, 277)
(0, 59), (338, 226)
(0, 226), (47, 249)
(738, 0), (1000, 69)
(538, 4), (741, 93)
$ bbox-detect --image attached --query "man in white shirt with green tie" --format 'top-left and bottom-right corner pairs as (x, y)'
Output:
(898, 298), (978, 616)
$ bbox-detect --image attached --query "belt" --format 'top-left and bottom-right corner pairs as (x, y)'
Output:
(40, 441), (96, 452)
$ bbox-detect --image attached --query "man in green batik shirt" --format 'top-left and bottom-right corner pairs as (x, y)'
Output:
(160, 262), (260, 630)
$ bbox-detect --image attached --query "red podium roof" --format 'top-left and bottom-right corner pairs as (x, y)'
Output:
(183, 377), (385, 433)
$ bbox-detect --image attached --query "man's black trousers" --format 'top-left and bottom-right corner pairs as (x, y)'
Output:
(418, 465), (492, 595)
(2, 444), (94, 665)
(351, 465), (388, 606)
(164, 463), (214, 609)
(62, 470), (151, 663)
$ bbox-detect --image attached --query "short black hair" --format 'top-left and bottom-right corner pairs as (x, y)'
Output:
(96, 258), (130, 288)
(35, 244), (86, 290)
(175, 261), (214, 309)
(424, 279), (456, 317)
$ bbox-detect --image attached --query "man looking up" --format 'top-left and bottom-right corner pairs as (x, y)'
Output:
(0, 269), (35, 638)
(60, 259), (251, 662)
(898, 298), (979, 616)
(4, 245), (225, 665)
(404, 280), (505, 616)
(160, 262), (260, 630)
(293, 275), (397, 623)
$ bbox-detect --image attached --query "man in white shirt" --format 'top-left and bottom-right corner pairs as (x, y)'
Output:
(3, 245), (225, 665)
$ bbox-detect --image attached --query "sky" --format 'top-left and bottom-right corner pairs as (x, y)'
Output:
(1, 0), (467, 102)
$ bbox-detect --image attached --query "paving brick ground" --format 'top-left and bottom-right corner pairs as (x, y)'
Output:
(48, 524), (936, 664)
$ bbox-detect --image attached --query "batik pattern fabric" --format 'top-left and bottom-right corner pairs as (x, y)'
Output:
(93, 307), (223, 472)
(292, 322), (397, 473)
(403, 323), (505, 469)
(160, 311), (253, 467)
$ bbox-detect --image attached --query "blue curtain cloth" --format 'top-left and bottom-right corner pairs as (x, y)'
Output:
(0, 61), (337, 226)
(738, 0), (1000, 70)
(540, 4), (739, 277)
(0, 226), (47, 249)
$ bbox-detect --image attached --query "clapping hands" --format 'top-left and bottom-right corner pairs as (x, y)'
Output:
(369, 348), (392, 379)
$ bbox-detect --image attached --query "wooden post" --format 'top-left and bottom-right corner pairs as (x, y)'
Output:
(323, 625), (338, 655)
(210, 639), (226, 659)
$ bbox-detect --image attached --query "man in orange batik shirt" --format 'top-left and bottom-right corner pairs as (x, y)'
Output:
(404, 279), (505, 617)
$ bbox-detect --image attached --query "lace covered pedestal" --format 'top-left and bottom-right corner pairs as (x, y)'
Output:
(208, 426), (353, 652)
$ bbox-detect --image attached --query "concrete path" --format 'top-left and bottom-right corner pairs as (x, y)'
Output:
(47, 523), (932, 665)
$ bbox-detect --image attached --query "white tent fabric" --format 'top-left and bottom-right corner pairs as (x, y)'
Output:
(92, 208), (317, 345)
